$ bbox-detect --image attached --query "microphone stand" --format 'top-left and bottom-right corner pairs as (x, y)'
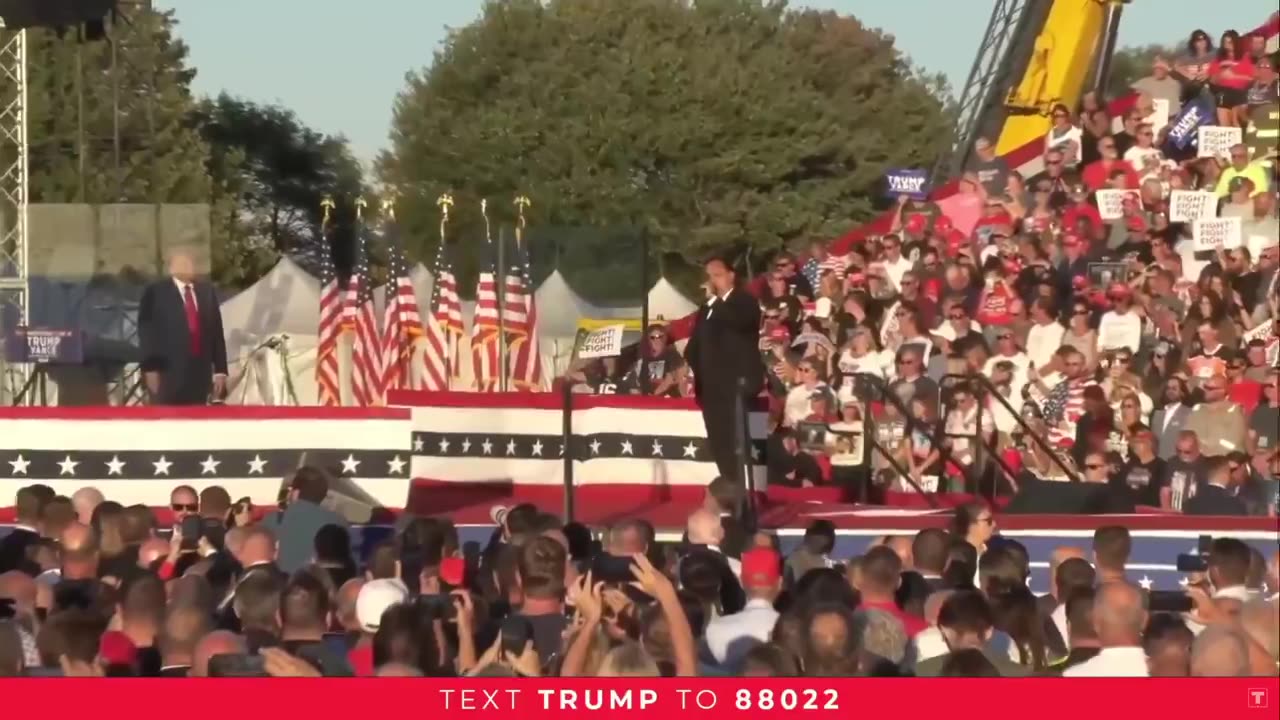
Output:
(733, 375), (757, 534)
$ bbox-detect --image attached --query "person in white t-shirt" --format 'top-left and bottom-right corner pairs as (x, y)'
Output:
(1025, 298), (1066, 371)
(1063, 582), (1149, 677)
(879, 234), (915, 292)
(1123, 123), (1165, 179)
(1097, 285), (1142, 355)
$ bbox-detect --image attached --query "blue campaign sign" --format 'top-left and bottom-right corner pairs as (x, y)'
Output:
(885, 168), (931, 200)
(1166, 98), (1213, 151)
(3, 326), (85, 364)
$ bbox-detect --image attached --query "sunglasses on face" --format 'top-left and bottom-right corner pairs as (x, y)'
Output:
(1073, 309), (1089, 316)
(1085, 463), (1107, 470)
(948, 313), (966, 320)
(172, 503), (197, 512)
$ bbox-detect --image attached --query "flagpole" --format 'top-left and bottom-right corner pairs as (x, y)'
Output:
(437, 193), (454, 385)
(483, 198), (507, 393)
(514, 194), (531, 391)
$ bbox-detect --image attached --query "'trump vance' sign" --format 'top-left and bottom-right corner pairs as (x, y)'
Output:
(884, 169), (930, 200)
(2, 327), (83, 364)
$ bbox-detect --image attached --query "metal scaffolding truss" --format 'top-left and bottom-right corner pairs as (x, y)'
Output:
(932, 0), (1036, 183)
(0, 28), (29, 403)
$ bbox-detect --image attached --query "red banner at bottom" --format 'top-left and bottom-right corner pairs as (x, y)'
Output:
(2, 678), (1278, 718)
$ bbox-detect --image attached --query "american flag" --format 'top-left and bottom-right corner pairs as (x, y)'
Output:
(422, 240), (464, 391)
(345, 204), (383, 406)
(471, 204), (502, 392)
(378, 211), (423, 395)
(507, 234), (544, 391)
(315, 203), (342, 406)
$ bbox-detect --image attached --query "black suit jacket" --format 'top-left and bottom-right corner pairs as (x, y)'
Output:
(138, 278), (228, 404)
(1182, 484), (1248, 516)
(685, 287), (764, 399)
(0, 527), (40, 576)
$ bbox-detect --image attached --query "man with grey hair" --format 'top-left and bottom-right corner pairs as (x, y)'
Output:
(853, 608), (909, 671)
(1063, 582), (1148, 677)
(1190, 625), (1251, 677)
(138, 250), (228, 405)
(70, 487), (103, 526)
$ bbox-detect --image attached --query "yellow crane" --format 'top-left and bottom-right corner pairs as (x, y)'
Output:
(938, 0), (1130, 177)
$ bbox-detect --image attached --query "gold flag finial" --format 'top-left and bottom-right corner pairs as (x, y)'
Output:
(355, 197), (368, 219)
(381, 196), (396, 221)
(437, 193), (454, 219)
(320, 195), (335, 224)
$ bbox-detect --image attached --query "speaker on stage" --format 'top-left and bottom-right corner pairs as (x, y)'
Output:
(1003, 478), (1136, 515)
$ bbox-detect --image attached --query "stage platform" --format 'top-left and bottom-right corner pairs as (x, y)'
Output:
(1, 400), (1275, 592)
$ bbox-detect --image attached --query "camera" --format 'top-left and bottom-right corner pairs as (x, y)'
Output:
(1175, 534), (1212, 574)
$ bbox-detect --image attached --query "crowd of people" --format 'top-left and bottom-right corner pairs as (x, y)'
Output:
(571, 26), (1279, 515)
(0, 477), (1276, 678)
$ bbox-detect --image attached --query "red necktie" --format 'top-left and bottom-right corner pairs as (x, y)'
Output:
(183, 284), (202, 356)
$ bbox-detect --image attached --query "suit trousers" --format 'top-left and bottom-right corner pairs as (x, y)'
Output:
(698, 385), (753, 496)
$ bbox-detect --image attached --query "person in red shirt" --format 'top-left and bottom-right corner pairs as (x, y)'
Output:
(1208, 30), (1255, 127)
(976, 266), (1018, 328)
(858, 546), (927, 637)
(1062, 185), (1104, 240)
(1081, 137), (1139, 191)
(1225, 352), (1263, 414)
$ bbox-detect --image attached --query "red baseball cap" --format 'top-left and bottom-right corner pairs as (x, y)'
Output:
(904, 214), (927, 235)
(1072, 275), (1089, 290)
(740, 548), (781, 589)
(934, 215), (954, 233)
(1125, 215), (1146, 232)
(1107, 282), (1132, 298)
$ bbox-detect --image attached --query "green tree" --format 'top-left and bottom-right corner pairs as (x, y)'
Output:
(195, 94), (368, 283)
(380, 0), (951, 277)
(22, 9), (210, 204)
(1106, 44), (1180, 100)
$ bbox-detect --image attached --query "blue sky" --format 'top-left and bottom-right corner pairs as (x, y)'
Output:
(155, 0), (1276, 164)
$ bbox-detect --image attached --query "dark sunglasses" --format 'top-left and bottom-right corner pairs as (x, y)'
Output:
(1085, 463), (1107, 470)
(171, 503), (197, 512)
(948, 313), (966, 320)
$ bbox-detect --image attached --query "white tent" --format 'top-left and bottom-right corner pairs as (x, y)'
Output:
(646, 277), (698, 323)
(219, 257), (323, 406)
(411, 263), (434, 303)
(220, 256), (320, 360)
(217, 260), (702, 403)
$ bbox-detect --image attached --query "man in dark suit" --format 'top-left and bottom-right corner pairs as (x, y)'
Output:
(1150, 377), (1192, 460)
(685, 256), (764, 500)
(1183, 456), (1249, 516)
(138, 252), (228, 405)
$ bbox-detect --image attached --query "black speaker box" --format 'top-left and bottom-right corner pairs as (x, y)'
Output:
(1003, 478), (1136, 515)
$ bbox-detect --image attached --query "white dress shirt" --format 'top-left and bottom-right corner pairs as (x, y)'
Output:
(1050, 603), (1069, 651)
(1062, 646), (1149, 677)
(704, 598), (779, 666)
(173, 277), (198, 309)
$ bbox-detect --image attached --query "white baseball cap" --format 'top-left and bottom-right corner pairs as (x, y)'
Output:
(355, 578), (408, 633)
